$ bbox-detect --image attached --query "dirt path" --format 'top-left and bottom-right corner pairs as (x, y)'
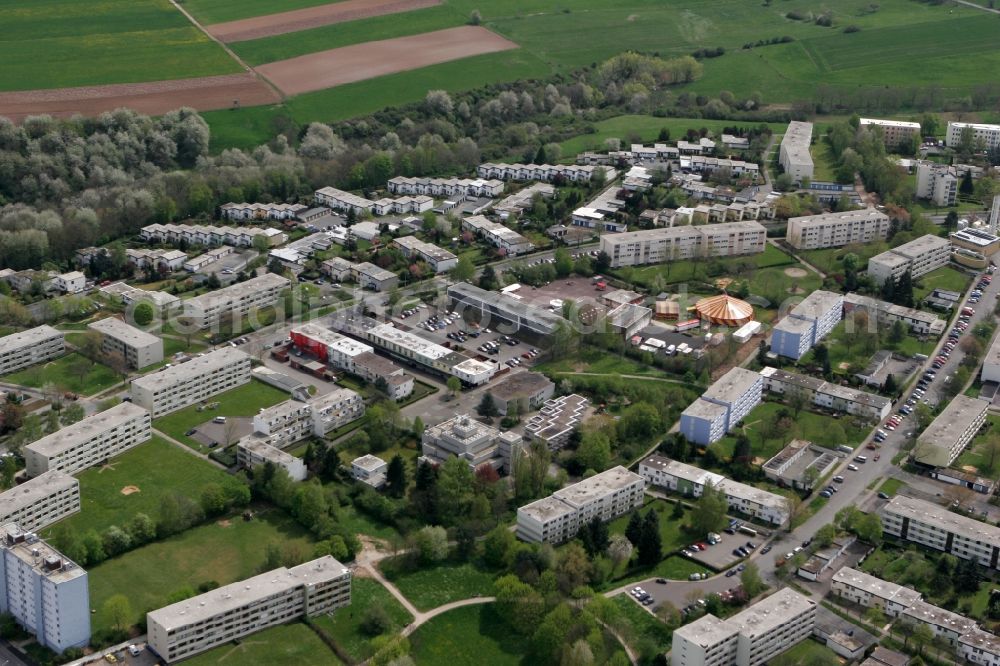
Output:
(256, 26), (518, 96)
(206, 0), (442, 43)
(0, 73), (280, 121)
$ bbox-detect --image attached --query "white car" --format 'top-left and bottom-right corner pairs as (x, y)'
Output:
(847, 463), (859, 471)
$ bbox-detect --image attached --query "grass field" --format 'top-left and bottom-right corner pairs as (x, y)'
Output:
(379, 557), (497, 611)
(43, 436), (241, 536)
(0, 0), (239, 91)
(611, 594), (672, 656)
(798, 241), (890, 275)
(608, 500), (693, 556)
(955, 414), (1000, 473)
(311, 578), (413, 663)
(717, 401), (869, 460)
(183, 0), (352, 24)
(183, 622), (341, 666)
(2, 352), (120, 396)
(878, 478), (905, 497)
(409, 603), (530, 665)
(914, 266), (972, 304)
(88, 506), (315, 634)
(768, 639), (842, 666)
(153, 379), (289, 450)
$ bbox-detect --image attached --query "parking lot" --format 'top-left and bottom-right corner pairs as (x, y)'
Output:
(681, 527), (767, 571)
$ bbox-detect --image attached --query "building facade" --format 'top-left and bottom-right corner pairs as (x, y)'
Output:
(770, 290), (843, 360)
(182, 274), (290, 329)
(0, 472), (79, 533)
(0, 326), (64, 376)
(860, 118), (921, 149)
(914, 395), (988, 467)
(759, 367), (891, 422)
(130, 348), (251, 417)
(779, 121), (814, 183)
(947, 122), (1000, 150)
(88, 317), (164, 369)
(679, 368), (763, 445)
(867, 234), (951, 286)
(391, 236), (458, 273)
(785, 209), (890, 250)
(599, 222), (767, 268)
(881, 495), (1000, 569)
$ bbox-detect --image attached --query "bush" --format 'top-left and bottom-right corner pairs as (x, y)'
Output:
(361, 605), (393, 636)
(844, 24), (861, 33)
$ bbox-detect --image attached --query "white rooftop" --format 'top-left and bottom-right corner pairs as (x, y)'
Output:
(0, 325), (62, 355)
(25, 402), (148, 458)
(131, 347), (249, 393)
(88, 317), (161, 348)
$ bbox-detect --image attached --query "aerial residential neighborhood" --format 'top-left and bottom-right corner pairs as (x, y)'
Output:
(2, 1), (1000, 665)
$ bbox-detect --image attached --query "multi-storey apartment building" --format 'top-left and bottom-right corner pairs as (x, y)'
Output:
(672, 588), (816, 666)
(770, 290), (843, 360)
(947, 122), (1000, 150)
(477, 163), (612, 183)
(778, 121), (814, 183)
(130, 348), (251, 417)
(182, 273), (290, 329)
(914, 395), (988, 467)
(0, 472), (79, 532)
(24, 403), (151, 477)
(830, 567), (922, 618)
(140, 223), (287, 248)
(758, 367), (891, 422)
(0, 524), (90, 653)
(867, 234), (951, 286)
(219, 202), (306, 221)
(147, 556), (351, 663)
(0, 326), (64, 376)
(639, 456), (789, 526)
(916, 160), (960, 206)
(351, 262), (398, 292)
(599, 222), (767, 268)
(388, 176), (504, 198)
(87, 317), (164, 369)
(679, 368), (763, 445)
(391, 236), (458, 273)
(352, 352), (414, 401)
(881, 495), (1000, 569)
(860, 118), (921, 149)
(250, 389), (364, 450)
(421, 414), (524, 472)
(236, 438), (307, 482)
(461, 215), (535, 256)
(983, 333), (1000, 385)
(516, 467), (645, 543)
(785, 209), (890, 250)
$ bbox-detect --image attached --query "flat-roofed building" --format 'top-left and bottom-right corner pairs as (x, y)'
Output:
(0, 472), (79, 532)
(902, 600), (979, 646)
(0, 523), (89, 653)
(517, 466), (644, 543)
(140, 223), (287, 248)
(130, 347), (251, 417)
(761, 439), (838, 490)
(352, 351), (413, 401)
(599, 222), (767, 268)
(843, 292), (946, 336)
(421, 414), (523, 473)
(983, 332), (1000, 385)
(914, 395), (988, 467)
(461, 215), (535, 256)
(680, 368), (763, 445)
(952, 227), (1000, 256)
(881, 494), (1000, 570)
(290, 324), (373, 373)
(786, 209), (890, 250)
(830, 567), (921, 617)
(147, 555), (351, 663)
(524, 394), (589, 450)
(182, 273), (290, 329)
(24, 403), (151, 477)
(779, 121), (814, 183)
(236, 437), (307, 482)
(868, 234), (951, 286)
(958, 629), (1000, 666)
(487, 372), (555, 416)
(88, 317), (163, 369)
(392, 236), (458, 273)
(759, 366), (891, 422)
(0, 326), (63, 376)
(860, 118), (921, 149)
(915, 160), (962, 206)
(672, 588), (816, 666)
(351, 455), (387, 489)
(448, 282), (563, 341)
(947, 122), (1000, 150)
(350, 262), (399, 292)
(638, 456), (789, 526)
(771, 290), (843, 360)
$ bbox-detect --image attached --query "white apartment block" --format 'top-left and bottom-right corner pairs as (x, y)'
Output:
(679, 368), (763, 446)
(127, 248), (188, 272)
(759, 367), (891, 422)
(599, 222), (766, 268)
(421, 414), (524, 472)
(130, 347), (251, 418)
(779, 121), (814, 183)
(147, 556), (351, 663)
(477, 162), (613, 183)
(947, 122), (1000, 150)
(25, 402), (151, 477)
(959, 630), (1000, 666)
(140, 223), (287, 248)
(388, 176), (504, 198)
(867, 234), (950, 286)
(860, 118), (921, 149)
(461, 215), (535, 256)
(313, 186), (438, 216)
(351, 454), (387, 489)
(639, 456), (789, 526)
(88, 317), (164, 369)
(392, 236), (458, 273)
(182, 273), (289, 329)
(516, 467), (645, 543)
(881, 494), (1000, 570)
(0, 472), (79, 533)
(290, 324), (373, 374)
(52, 271), (86, 294)
(830, 567), (922, 618)
(672, 588), (816, 666)
(679, 155), (760, 181)
(219, 202), (306, 221)
(914, 395), (989, 467)
(0, 524), (89, 653)
(785, 208), (890, 250)
(309, 388), (365, 437)
(983, 332), (1000, 385)
(0, 326), (64, 376)
(916, 160), (959, 206)
(236, 437), (307, 482)
(770, 290), (843, 360)
(902, 600), (980, 647)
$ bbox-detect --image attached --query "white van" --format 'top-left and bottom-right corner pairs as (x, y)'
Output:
(213, 416), (227, 425)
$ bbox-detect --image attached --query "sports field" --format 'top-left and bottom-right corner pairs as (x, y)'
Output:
(0, 0), (239, 92)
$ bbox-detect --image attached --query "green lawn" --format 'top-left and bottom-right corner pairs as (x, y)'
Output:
(311, 578), (413, 663)
(878, 478), (905, 496)
(153, 379), (289, 450)
(768, 639), (842, 666)
(88, 506), (315, 635)
(799, 242), (890, 275)
(535, 347), (675, 379)
(954, 414), (1000, 473)
(820, 320), (937, 375)
(0, 0), (239, 91)
(184, 0), (351, 24)
(717, 401), (869, 460)
(42, 436), (243, 537)
(915, 266), (972, 304)
(183, 622), (341, 666)
(809, 138), (840, 182)
(611, 594), (672, 657)
(379, 557), (497, 612)
(608, 500), (693, 555)
(409, 603), (530, 665)
(2, 352), (120, 396)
